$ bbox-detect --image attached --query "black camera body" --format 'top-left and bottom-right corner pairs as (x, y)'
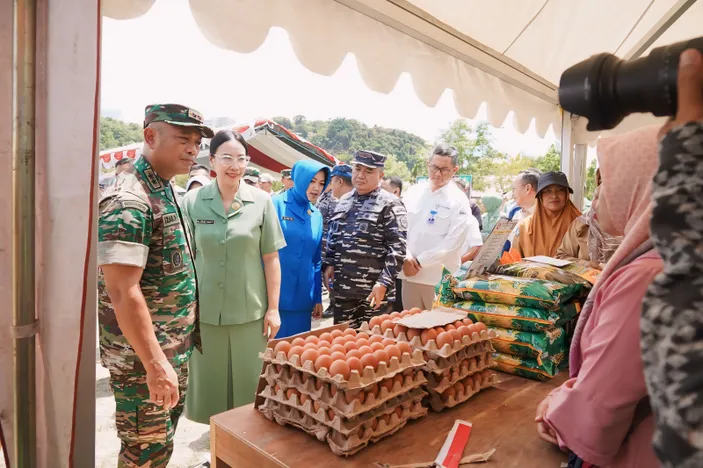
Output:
(558, 36), (703, 131)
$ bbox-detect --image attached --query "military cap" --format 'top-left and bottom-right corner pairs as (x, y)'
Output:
(330, 164), (352, 180)
(144, 103), (214, 138)
(245, 167), (261, 177)
(352, 150), (386, 169)
(281, 169), (292, 178)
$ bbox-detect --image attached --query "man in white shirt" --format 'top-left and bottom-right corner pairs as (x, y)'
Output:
(510, 169), (540, 221)
(400, 143), (483, 310)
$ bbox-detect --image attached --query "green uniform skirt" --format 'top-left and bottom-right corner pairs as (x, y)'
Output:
(185, 319), (267, 424)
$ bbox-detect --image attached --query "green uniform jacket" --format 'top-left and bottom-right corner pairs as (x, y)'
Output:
(182, 180), (286, 325)
(97, 156), (198, 370)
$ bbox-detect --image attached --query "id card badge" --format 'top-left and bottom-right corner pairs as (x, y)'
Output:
(427, 209), (438, 225)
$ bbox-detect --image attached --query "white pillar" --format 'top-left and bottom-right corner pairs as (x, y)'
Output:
(571, 144), (588, 211)
(560, 112), (586, 211)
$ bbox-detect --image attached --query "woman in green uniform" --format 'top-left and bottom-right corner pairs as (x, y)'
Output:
(182, 130), (286, 422)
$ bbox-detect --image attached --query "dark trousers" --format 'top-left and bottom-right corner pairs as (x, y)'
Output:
(392, 278), (404, 312)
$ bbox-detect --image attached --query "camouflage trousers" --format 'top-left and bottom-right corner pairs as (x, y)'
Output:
(332, 296), (392, 329)
(109, 362), (188, 468)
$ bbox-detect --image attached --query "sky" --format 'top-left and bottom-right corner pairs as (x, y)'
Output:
(101, 0), (560, 157)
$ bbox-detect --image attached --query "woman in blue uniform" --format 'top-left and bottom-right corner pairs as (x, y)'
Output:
(272, 160), (330, 337)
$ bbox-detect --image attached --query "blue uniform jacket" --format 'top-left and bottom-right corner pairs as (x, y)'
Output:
(272, 160), (331, 311)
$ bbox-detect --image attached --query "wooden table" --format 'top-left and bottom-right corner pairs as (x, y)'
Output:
(210, 373), (568, 467)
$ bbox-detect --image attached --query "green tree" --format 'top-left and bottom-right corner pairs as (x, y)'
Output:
(584, 159), (598, 201)
(383, 154), (412, 182)
(533, 144), (561, 173)
(272, 116), (293, 130)
(99, 117), (143, 150)
(491, 154), (535, 194)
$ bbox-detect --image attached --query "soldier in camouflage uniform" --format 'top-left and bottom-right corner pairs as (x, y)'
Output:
(277, 168), (293, 194)
(98, 103), (214, 468)
(323, 151), (408, 328)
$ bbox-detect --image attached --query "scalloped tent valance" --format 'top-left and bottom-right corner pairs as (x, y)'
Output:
(102, 0), (702, 142)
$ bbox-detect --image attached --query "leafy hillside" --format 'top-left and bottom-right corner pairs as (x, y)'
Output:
(100, 117), (143, 150)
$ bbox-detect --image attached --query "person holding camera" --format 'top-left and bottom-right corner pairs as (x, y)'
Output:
(641, 48), (703, 467)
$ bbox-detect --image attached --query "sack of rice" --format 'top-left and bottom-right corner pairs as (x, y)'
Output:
(434, 268), (460, 307)
(490, 261), (595, 287)
(451, 301), (580, 333)
(492, 352), (565, 381)
(452, 275), (586, 310)
(489, 327), (566, 364)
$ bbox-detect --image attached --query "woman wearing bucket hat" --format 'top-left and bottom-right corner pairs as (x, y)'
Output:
(514, 171), (582, 258)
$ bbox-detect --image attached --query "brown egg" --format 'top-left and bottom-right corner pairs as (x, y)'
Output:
(330, 329), (345, 339)
(370, 342), (385, 352)
(442, 387), (456, 403)
(481, 369), (494, 381)
(366, 383), (379, 399)
(314, 355), (333, 372)
(327, 409), (336, 422)
(329, 351), (347, 362)
(355, 338), (371, 348)
(305, 335), (320, 345)
(344, 328), (357, 337)
(466, 324), (479, 337)
(330, 359), (351, 380)
(300, 372), (310, 384)
(450, 367), (460, 382)
(393, 324), (408, 338)
(420, 328), (438, 346)
(287, 345), (305, 360)
(474, 322), (488, 334)
(356, 332), (370, 341)
(462, 318), (473, 326)
(381, 338), (395, 347)
(317, 339), (332, 348)
(373, 349), (390, 365)
(449, 329), (462, 343)
(291, 337), (306, 347)
(314, 378), (324, 390)
(274, 364), (282, 373)
(329, 385), (338, 397)
(357, 345), (373, 356)
(313, 400), (321, 413)
(331, 336), (347, 346)
(378, 313), (392, 323)
(346, 356), (364, 375)
(346, 349), (362, 360)
(273, 341), (292, 356)
(299, 393), (310, 405)
(444, 324), (456, 331)
(368, 334), (384, 344)
(369, 417), (379, 431)
(317, 347), (331, 356)
(385, 344), (402, 361)
(435, 331), (453, 349)
(273, 383), (281, 394)
(409, 307), (422, 315)
(435, 326), (446, 335)
(345, 390), (366, 405)
(453, 382), (465, 399)
(397, 342), (412, 356)
(380, 413), (392, 426)
(319, 332), (334, 343)
(368, 316), (383, 329)
(458, 325), (472, 338)
(360, 353), (379, 371)
(356, 426), (366, 439)
(330, 344), (347, 355)
(453, 320), (465, 329)
(285, 388), (299, 401)
(472, 373), (483, 388)
(302, 342), (318, 351)
(390, 312), (402, 320)
(459, 359), (470, 373)
(393, 373), (404, 388)
(300, 349), (319, 366)
(343, 341), (359, 353)
(393, 406), (403, 419)
(406, 328), (422, 341)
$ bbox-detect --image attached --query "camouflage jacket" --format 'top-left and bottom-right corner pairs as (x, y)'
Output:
(98, 156), (199, 371)
(316, 190), (337, 254)
(324, 187), (407, 301)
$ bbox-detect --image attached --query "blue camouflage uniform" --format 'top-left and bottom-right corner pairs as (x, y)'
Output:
(317, 164), (352, 254)
(324, 151), (408, 328)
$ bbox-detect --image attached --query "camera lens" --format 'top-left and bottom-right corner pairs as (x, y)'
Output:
(558, 36), (703, 131)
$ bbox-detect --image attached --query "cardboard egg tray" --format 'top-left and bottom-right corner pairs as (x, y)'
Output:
(425, 371), (500, 412)
(424, 352), (496, 394)
(423, 341), (496, 374)
(359, 319), (496, 359)
(260, 346), (426, 390)
(261, 363), (427, 417)
(259, 393), (427, 456)
(259, 383), (427, 434)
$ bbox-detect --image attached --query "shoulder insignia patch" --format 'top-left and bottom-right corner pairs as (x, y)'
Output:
(120, 200), (150, 213)
(143, 168), (164, 192)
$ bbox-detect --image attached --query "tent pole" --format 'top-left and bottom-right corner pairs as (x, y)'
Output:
(11, 0), (38, 466)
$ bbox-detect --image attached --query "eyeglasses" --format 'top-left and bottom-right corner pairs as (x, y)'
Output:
(428, 165), (453, 176)
(215, 154), (250, 167)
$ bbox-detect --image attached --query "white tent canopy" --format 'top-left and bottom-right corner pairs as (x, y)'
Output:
(103, 0), (702, 142)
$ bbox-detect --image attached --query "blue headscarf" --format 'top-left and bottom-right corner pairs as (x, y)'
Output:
(289, 160), (331, 206)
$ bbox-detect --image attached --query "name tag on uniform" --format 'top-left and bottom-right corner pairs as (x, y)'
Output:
(427, 210), (438, 225)
(163, 212), (179, 227)
(282, 216), (295, 221)
(197, 219), (215, 224)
